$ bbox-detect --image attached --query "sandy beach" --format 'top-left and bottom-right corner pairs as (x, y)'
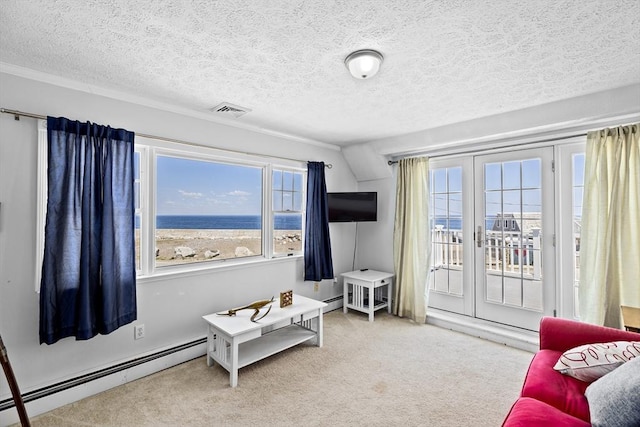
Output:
(136, 229), (301, 266)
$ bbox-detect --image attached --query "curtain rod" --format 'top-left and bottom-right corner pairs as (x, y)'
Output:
(386, 132), (590, 165)
(387, 117), (639, 165)
(0, 108), (332, 169)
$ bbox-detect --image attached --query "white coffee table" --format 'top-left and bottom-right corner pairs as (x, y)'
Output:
(202, 294), (327, 387)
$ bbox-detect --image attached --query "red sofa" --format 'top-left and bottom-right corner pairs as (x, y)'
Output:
(502, 317), (640, 426)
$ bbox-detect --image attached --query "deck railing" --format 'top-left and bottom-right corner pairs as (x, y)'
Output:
(431, 226), (543, 279)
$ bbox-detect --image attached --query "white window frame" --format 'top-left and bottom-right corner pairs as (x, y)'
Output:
(137, 140), (306, 278)
(134, 146), (148, 276)
(270, 166), (306, 258)
(35, 120), (48, 292)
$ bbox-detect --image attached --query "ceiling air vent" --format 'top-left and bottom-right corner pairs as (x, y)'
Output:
(210, 102), (251, 119)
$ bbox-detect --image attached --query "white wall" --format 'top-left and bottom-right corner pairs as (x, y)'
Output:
(0, 73), (356, 415)
(353, 176), (396, 273)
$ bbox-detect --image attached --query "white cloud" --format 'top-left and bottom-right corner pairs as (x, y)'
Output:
(228, 190), (251, 196)
(206, 198), (231, 205)
(179, 190), (203, 198)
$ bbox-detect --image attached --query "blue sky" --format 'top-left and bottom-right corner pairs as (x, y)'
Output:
(156, 156), (263, 215)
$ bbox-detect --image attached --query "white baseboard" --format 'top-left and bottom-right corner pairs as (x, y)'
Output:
(426, 309), (539, 353)
(0, 340), (206, 427)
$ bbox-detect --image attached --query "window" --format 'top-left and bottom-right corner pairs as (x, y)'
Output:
(272, 169), (305, 256)
(153, 154), (264, 267)
(130, 137), (305, 277)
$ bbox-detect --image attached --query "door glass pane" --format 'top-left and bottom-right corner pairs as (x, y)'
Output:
(429, 166), (463, 296)
(572, 154), (585, 317)
(485, 163), (501, 191)
(522, 159), (541, 188)
(433, 168), (446, 193)
(523, 189), (541, 212)
(503, 162), (521, 189)
(485, 191), (501, 219)
(503, 190), (521, 213)
(448, 167), (462, 192)
(484, 158), (543, 311)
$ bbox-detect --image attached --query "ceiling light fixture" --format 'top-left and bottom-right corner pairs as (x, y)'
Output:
(344, 49), (383, 80)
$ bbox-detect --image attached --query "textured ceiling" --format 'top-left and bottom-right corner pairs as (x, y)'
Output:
(1, 0), (639, 146)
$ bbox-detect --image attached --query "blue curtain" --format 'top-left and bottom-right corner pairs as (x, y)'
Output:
(304, 161), (334, 281)
(40, 117), (137, 345)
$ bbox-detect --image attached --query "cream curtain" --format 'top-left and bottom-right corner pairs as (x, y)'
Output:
(579, 123), (640, 328)
(393, 157), (430, 323)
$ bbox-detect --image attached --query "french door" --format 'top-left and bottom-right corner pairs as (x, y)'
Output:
(474, 148), (555, 330)
(428, 147), (556, 331)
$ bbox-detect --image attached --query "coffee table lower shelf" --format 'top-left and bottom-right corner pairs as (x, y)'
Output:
(236, 325), (316, 368)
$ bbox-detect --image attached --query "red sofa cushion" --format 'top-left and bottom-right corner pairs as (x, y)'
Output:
(539, 317), (640, 352)
(520, 349), (590, 422)
(502, 397), (590, 427)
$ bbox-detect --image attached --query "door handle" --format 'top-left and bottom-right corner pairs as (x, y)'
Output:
(477, 225), (482, 248)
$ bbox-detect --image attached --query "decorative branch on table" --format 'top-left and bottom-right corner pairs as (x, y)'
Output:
(217, 297), (275, 322)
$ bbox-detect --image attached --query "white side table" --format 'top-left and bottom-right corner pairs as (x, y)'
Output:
(341, 269), (394, 321)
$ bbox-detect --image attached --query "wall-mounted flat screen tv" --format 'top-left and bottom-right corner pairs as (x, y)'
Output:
(327, 192), (377, 222)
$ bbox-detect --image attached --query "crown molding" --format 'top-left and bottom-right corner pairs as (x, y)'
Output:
(0, 62), (341, 152)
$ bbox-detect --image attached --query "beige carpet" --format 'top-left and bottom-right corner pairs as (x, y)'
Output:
(22, 311), (533, 427)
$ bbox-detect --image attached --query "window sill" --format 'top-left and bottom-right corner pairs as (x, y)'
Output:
(136, 254), (302, 284)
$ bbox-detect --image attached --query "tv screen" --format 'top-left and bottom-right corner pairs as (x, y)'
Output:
(327, 192), (377, 222)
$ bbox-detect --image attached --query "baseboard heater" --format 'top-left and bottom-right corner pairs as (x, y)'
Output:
(0, 337), (206, 412)
(323, 295), (344, 312)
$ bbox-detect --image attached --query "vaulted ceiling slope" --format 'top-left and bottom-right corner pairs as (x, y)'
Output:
(1, 0), (639, 146)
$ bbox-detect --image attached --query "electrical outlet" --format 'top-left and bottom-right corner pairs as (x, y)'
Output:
(134, 324), (145, 340)
(314, 282), (319, 292)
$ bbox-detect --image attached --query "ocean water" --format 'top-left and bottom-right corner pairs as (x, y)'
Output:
(152, 216), (478, 231)
(155, 215), (301, 230)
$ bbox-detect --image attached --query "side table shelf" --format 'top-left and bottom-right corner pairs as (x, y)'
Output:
(341, 269), (394, 322)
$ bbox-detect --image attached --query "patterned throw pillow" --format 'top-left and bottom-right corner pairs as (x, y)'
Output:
(553, 341), (640, 382)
